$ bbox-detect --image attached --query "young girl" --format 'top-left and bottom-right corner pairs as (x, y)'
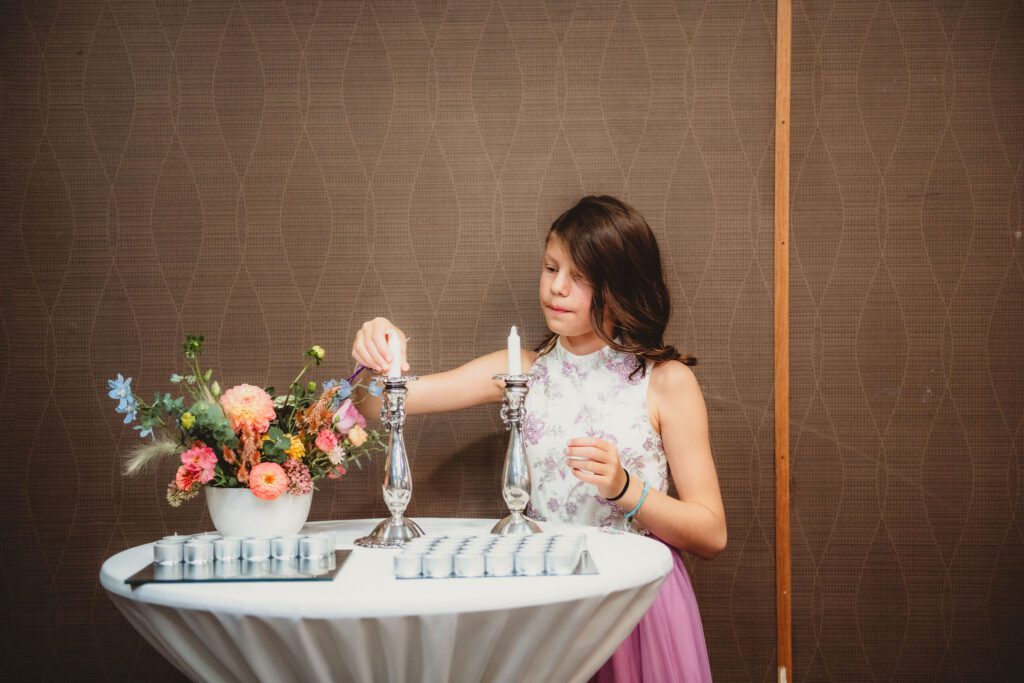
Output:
(351, 196), (724, 682)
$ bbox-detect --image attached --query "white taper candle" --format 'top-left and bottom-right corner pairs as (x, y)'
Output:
(387, 330), (402, 378)
(507, 325), (522, 375)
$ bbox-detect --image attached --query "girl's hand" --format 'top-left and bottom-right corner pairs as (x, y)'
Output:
(352, 317), (410, 374)
(565, 437), (627, 500)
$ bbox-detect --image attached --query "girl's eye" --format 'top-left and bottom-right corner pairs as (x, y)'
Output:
(544, 265), (557, 273)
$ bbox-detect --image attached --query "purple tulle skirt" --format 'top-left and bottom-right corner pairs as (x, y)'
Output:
(591, 542), (713, 682)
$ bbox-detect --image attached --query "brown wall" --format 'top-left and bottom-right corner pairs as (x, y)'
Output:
(790, 1), (1023, 680)
(0, 0), (1018, 681)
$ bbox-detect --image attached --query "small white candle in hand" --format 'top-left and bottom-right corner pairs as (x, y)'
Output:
(387, 330), (402, 378)
(507, 325), (521, 375)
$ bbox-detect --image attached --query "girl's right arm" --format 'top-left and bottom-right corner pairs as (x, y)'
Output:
(351, 317), (528, 416)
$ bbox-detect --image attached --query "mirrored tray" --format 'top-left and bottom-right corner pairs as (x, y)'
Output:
(125, 550), (351, 588)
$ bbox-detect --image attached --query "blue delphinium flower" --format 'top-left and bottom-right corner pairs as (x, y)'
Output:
(336, 379), (352, 400)
(107, 374), (134, 412)
(326, 379), (354, 411)
(121, 397), (138, 424)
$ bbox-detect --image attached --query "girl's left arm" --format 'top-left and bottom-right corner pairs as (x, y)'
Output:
(566, 361), (727, 558)
(641, 361), (727, 558)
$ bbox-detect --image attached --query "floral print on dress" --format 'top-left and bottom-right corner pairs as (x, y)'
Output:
(523, 337), (668, 534)
(604, 352), (642, 384)
(522, 412), (545, 446)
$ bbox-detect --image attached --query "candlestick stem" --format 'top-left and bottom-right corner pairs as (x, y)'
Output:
(355, 375), (424, 548)
(491, 373), (541, 536)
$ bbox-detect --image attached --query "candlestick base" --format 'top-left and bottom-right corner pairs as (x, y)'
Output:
(354, 516), (425, 549)
(491, 510), (542, 536)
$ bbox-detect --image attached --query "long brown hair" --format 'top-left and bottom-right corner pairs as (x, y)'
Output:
(536, 195), (696, 376)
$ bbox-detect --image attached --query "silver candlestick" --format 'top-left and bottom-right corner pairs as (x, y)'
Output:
(355, 376), (425, 548)
(491, 374), (542, 536)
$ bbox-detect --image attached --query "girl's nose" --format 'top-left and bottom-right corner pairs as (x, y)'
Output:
(550, 272), (570, 296)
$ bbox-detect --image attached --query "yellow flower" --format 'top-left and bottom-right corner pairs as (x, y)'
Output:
(180, 412), (195, 430)
(285, 434), (305, 460)
(308, 345), (325, 362)
(347, 425), (368, 448)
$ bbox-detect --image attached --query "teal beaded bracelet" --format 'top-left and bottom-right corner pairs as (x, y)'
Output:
(624, 479), (651, 523)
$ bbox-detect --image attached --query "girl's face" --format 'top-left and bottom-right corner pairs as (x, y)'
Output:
(539, 237), (595, 337)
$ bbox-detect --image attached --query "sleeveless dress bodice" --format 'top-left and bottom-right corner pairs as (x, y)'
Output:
(523, 337), (668, 532)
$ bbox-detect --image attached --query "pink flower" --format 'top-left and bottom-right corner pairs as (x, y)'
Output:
(249, 462), (289, 500)
(220, 384), (276, 434)
(175, 464), (203, 491)
(315, 428), (338, 454)
(181, 444), (217, 471)
(281, 459), (313, 495)
(332, 399), (366, 433)
(327, 463), (348, 480)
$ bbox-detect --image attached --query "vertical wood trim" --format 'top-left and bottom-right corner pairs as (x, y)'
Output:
(774, 0), (793, 681)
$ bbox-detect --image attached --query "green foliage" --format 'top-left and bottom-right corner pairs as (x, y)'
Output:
(189, 400), (238, 448)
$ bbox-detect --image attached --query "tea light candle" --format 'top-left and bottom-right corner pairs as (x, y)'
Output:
(507, 325), (521, 375)
(514, 549), (545, 576)
(423, 551), (454, 578)
(485, 549), (514, 577)
(545, 549), (579, 575)
(387, 330), (402, 378)
(214, 537), (241, 561)
(394, 552), (423, 579)
(242, 537), (270, 561)
(153, 540), (184, 565)
(299, 534), (329, 559)
(184, 540), (214, 565)
(183, 539), (214, 565)
(454, 552), (485, 578)
(161, 534), (188, 544)
(271, 536), (299, 560)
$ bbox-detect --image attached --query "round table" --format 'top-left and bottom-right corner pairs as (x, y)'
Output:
(100, 518), (672, 683)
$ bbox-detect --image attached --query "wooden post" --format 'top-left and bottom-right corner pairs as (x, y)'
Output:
(774, 0), (793, 681)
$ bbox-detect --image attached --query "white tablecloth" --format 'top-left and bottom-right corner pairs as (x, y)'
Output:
(100, 518), (672, 683)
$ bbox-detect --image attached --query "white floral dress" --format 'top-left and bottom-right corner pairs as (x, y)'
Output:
(523, 337), (668, 533)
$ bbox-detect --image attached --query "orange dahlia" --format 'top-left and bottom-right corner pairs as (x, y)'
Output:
(220, 384), (276, 434)
(249, 462), (288, 500)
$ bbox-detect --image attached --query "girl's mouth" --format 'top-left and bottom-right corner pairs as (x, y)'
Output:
(547, 305), (571, 314)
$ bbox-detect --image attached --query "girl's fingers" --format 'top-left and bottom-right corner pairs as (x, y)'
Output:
(567, 436), (608, 448)
(353, 335), (381, 373)
(364, 324), (391, 370)
(565, 445), (613, 463)
(567, 460), (610, 477)
(360, 326), (389, 372)
(570, 467), (610, 484)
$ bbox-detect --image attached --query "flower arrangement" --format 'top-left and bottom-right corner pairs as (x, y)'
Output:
(108, 335), (385, 506)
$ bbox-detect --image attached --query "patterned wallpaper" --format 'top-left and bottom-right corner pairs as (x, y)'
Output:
(0, 0), (1018, 681)
(790, 0), (1023, 680)
(0, 0), (776, 679)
